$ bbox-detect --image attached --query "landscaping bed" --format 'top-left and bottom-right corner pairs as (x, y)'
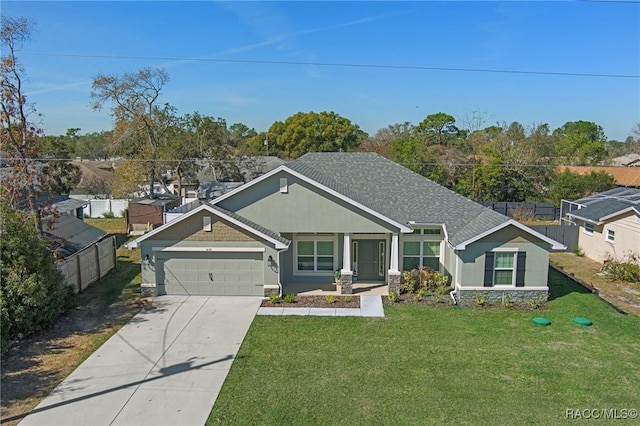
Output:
(260, 295), (360, 308)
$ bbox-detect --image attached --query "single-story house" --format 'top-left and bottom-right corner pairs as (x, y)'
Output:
(127, 152), (564, 305)
(565, 187), (640, 262)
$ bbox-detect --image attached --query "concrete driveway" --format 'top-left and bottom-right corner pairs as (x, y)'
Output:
(20, 296), (261, 426)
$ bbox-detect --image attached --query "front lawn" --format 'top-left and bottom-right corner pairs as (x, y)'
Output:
(209, 269), (640, 425)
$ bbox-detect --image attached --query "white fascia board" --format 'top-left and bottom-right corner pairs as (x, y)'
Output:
(205, 205), (290, 250)
(212, 165), (412, 233)
(454, 219), (566, 251)
(126, 203), (211, 247)
(598, 207), (640, 223)
(152, 246), (265, 252)
(566, 212), (603, 225)
(408, 221), (451, 247)
(124, 203), (289, 250)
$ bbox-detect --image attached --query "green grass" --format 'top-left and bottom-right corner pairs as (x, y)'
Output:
(208, 269), (640, 425)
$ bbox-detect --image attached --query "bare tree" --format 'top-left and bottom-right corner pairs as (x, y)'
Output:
(91, 67), (173, 199)
(1, 16), (42, 230)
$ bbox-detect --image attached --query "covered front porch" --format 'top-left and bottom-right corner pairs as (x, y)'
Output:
(281, 231), (403, 296)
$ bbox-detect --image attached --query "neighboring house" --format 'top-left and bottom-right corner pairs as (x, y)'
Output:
(49, 195), (89, 219)
(171, 156), (285, 199)
(46, 215), (117, 293)
(564, 187), (640, 262)
(558, 166), (640, 187)
(127, 195), (182, 235)
(127, 153), (564, 305)
(611, 153), (640, 167)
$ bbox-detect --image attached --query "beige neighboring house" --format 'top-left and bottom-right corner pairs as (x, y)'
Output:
(611, 153), (640, 167)
(565, 187), (640, 262)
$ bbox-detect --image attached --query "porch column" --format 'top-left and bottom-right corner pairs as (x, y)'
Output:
(341, 233), (352, 273)
(340, 233), (353, 294)
(389, 233), (399, 272)
(388, 232), (401, 294)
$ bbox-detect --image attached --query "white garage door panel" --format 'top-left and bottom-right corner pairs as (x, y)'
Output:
(158, 252), (264, 296)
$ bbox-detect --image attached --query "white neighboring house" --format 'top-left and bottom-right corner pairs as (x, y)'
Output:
(565, 187), (640, 262)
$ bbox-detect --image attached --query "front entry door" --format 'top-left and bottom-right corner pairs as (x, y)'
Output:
(357, 240), (385, 281)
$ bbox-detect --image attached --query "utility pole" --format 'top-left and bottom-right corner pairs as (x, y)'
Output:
(264, 137), (269, 156)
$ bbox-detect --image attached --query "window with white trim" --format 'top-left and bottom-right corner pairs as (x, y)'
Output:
(584, 222), (594, 234)
(402, 241), (440, 271)
(484, 251), (526, 287)
(411, 228), (441, 235)
(493, 252), (515, 285)
(606, 229), (615, 243)
(296, 239), (335, 273)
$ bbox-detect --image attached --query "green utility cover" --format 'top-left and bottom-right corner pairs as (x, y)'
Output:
(532, 317), (551, 326)
(573, 317), (593, 326)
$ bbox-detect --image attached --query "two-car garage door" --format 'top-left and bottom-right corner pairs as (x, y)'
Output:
(156, 251), (264, 296)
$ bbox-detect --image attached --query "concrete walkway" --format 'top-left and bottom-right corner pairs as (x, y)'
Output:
(20, 296), (261, 426)
(257, 295), (385, 317)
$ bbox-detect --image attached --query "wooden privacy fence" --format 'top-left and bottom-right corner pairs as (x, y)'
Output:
(57, 236), (117, 293)
(480, 202), (561, 221)
(529, 225), (579, 252)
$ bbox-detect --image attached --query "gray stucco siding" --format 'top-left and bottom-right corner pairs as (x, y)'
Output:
(217, 171), (398, 233)
(457, 225), (550, 288)
(442, 244), (456, 284)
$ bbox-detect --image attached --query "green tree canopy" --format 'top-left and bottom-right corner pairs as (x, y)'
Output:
(0, 202), (74, 348)
(549, 170), (617, 205)
(554, 120), (607, 166)
(267, 111), (367, 159)
(415, 112), (460, 146)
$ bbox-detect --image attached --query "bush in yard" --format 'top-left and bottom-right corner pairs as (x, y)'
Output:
(283, 293), (296, 303)
(402, 271), (418, 293)
(0, 203), (75, 350)
(601, 252), (640, 283)
(268, 293), (280, 304)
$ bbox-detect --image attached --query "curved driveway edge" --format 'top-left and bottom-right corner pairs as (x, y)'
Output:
(20, 296), (261, 426)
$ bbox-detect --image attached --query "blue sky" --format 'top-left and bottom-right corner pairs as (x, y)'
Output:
(3, 1), (640, 141)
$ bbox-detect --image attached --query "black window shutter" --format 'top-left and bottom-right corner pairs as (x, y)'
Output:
(484, 252), (494, 287)
(516, 252), (526, 287)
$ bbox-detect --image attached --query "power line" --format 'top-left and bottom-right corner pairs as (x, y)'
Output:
(22, 52), (640, 79)
(0, 156), (619, 169)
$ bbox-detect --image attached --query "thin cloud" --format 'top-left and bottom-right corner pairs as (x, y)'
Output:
(27, 80), (91, 96)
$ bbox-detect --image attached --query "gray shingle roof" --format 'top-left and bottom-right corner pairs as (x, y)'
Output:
(209, 204), (291, 247)
(286, 152), (509, 246)
(570, 187), (640, 223)
(574, 187), (640, 205)
(569, 200), (638, 223)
